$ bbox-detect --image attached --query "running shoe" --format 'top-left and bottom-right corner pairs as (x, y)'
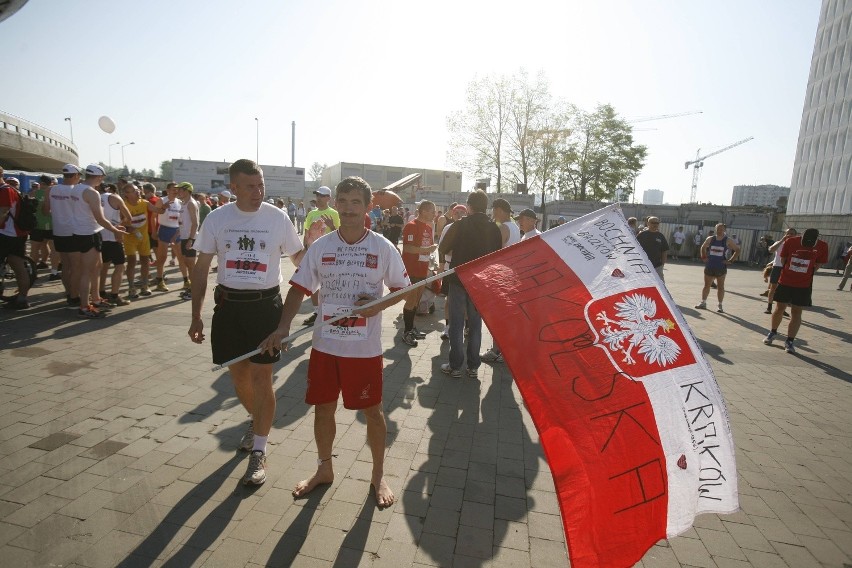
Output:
(109, 294), (130, 306)
(78, 305), (105, 319)
(763, 331), (777, 345)
(179, 290), (192, 301)
(182, 279), (191, 291)
(411, 328), (427, 339)
(303, 312), (317, 326)
(440, 331), (449, 341)
(764, 307), (772, 314)
(402, 331), (419, 347)
(36, 262), (48, 269)
(169, 259), (176, 267)
(759, 290), (769, 297)
(48, 273), (61, 281)
(91, 298), (113, 311)
(66, 296), (82, 309)
(127, 287), (139, 299)
(239, 421), (254, 452)
(717, 304), (724, 313)
(243, 450), (267, 486)
(466, 368), (479, 378)
(155, 279), (169, 292)
(784, 339), (796, 354)
(694, 301), (707, 310)
(2, 299), (29, 310)
(481, 349), (503, 362)
(140, 288), (152, 297)
(440, 363), (461, 378)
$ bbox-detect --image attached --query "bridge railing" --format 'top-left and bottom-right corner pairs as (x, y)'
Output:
(0, 111), (78, 158)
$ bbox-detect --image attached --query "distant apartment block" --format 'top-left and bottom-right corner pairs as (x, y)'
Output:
(643, 189), (664, 205)
(731, 184), (790, 207)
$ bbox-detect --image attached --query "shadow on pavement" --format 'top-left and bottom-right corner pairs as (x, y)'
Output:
(332, 498), (376, 567)
(791, 352), (852, 384)
(264, 487), (329, 566)
(696, 338), (733, 365)
(116, 455), (247, 567)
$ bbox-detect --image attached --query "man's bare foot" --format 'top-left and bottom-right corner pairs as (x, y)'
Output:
(371, 477), (395, 508)
(292, 467), (334, 498)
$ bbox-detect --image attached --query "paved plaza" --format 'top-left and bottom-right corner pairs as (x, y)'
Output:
(0, 259), (850, 568)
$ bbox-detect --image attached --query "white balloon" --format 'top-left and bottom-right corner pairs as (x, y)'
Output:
(98, 116), (116, 134)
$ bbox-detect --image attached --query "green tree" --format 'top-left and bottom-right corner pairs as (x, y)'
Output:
(308, 162), (327, 182)
(447, 74), (515, 192)
(160, 160), (173, 180)
(505, 69), (551, 195)
(557, 104), (646, 201)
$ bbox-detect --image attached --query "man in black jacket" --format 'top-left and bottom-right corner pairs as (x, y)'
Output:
(437, 190), (502, 378)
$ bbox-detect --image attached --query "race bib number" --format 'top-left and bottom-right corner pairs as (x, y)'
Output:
(223, 250), (270, 284)
(321, 303), (368, 341)
(709, 245), (725, 257)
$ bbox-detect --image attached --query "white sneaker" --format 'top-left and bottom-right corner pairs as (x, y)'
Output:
(440, 363), (461, 378)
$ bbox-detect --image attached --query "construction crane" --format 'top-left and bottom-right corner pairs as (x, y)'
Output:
(684, 136), (754, 203)
(627, 110), (703, 124)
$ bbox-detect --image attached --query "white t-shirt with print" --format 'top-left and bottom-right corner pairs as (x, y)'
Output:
(194, 202), (301, 289)
(289, 229), (410, 358)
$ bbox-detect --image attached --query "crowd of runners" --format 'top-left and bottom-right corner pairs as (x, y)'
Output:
(1, 159), (848, 495)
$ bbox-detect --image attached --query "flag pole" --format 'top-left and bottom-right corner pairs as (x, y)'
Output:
(211, 267), (456, 371)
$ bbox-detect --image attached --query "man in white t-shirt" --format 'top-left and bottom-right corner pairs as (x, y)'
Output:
(671, 226), (685, 260)
(516, 208), (541, 240)
(188, 159), (314, 487)
(153, 182), (183, 291)
(280, 176), (411, 508)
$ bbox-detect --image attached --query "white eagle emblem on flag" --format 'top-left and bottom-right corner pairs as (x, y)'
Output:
(595, 293), (681, 367)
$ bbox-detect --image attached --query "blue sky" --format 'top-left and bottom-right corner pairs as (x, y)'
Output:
(3, 0), (821, 204)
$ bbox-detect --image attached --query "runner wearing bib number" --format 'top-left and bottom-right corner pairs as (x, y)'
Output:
(280, 176), (410, 509)
(188, 159), (309, 487)
(696, 223), (740, 313)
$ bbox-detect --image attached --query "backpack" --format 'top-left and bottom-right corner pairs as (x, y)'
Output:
(12, 189), (39, 232)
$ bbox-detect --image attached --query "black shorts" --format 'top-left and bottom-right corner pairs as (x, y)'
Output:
(53, 235), (74, 253)
(704, 266), (727, 277)
(769, 266), (783, 284)
(180, 239), (197, 258)
(100, 241), (126, 265)
(149, 235), (158, 248)
(71, 233), (103, 254)
(0, 234), (26, 261)
(211, 286), (283, 365)
(772, 284), (812, 307)
(29, 228), (53, 242)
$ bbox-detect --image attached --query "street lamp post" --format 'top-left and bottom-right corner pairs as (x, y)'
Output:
(64, 117), (74, 142)
(255, 117), (259, 164)
(121, 142), (135, 169)
(108, 141), (121, 170)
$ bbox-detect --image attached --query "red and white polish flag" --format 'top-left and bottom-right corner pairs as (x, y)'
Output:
(455, 204), (738, 568)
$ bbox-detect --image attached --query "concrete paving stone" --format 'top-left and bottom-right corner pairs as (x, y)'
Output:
(528, 536), (569, 567)
(45, 455), (100, 481)
(298, 523), (347, 562)
(0, 543), (37, 566)
(723, 520), (781, 554)
(317, 499), (362, 531)
(58, 487), (118, 521)
(738, 493), (779, 519)
(695, 527), (748, 561)
(796, 501), (848, 531)
(422, 505), (460, 538)
(464, 479), (496, 506)
(455, 524), (494, 559)
(4, 474), (64, 505)
(373, 538), (418, 567)
(495, 474), (526, 500)
(74, 529), (145, 568)
(0, 520), (27, 547)
(68, 427), (113, 448)
(819, 497), (852, 525)
(4, 492), (73, 528)
(430, 485), (464, 511)
(435, 465), (467, 490)
(9, 512), (81, 551)
(711, 558), (754, 568)
(527, 511), (563, 541)
(768, 541), (821, 568)
(495, 518), (529, 552)
(794, 533), (851, 566)
(34, 439), (89, 466)
(414, 532), (456, 567)
(27, 431), (81, 451)
(1, 446), (47, 470)
(749, 515), (802, 546)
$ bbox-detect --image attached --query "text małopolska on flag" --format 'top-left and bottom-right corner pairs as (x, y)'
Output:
(455, 204), (738, 568)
